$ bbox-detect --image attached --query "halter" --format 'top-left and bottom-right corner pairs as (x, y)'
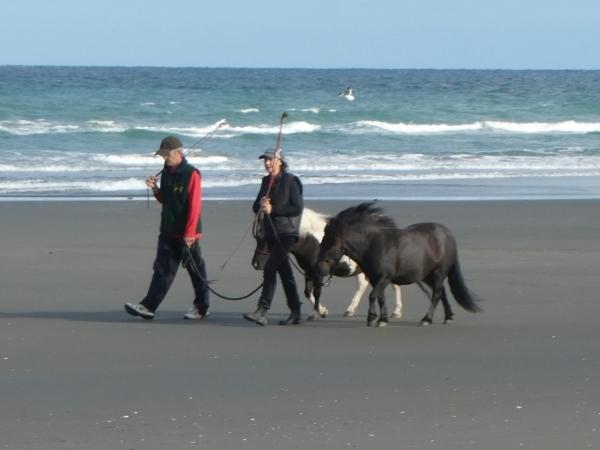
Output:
(319, 221), (346, 276)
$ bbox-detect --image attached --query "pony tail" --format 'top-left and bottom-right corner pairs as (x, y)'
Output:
(447, 258), (483, 313)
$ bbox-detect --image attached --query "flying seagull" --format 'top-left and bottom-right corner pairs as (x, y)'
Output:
(338, 86), (355, 101)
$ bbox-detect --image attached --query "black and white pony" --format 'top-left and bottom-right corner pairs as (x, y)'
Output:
(252, 208), (403, 319)
(317, 202), (482, 327)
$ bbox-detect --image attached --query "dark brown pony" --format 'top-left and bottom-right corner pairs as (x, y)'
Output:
(317, 202), (482, 327)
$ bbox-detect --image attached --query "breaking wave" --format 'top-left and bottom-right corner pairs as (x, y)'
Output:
(3, 118), (599, 137)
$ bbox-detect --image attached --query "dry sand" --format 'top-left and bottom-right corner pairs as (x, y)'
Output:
(1, 200), (599, 449)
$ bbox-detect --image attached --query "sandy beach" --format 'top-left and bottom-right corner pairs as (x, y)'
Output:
(1, 199), (599, 450)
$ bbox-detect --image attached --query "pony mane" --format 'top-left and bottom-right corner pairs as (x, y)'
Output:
(332, 202), (397, 230)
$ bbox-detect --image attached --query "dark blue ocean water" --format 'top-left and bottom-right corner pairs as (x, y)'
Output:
(1, 66), (599, 200)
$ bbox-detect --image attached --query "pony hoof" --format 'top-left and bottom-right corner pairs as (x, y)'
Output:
(306, 313), (316, 321)
(420, 320), (431, 327)
(443, 318), (454, 324)
(344, 311), (355, 317)
(367, 320), (377, 327)
(391, 313), (402, 319)
(320, 309), (329, 319)
(376, 321), (388, 328)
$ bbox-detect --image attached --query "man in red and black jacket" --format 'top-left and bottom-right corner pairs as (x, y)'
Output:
(125, 136), (209, 321)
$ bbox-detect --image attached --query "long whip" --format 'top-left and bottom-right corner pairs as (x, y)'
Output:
(146, 119), (227, 207)
(266, 111), (288, 196)
(253, 111), (288, 255)
(220, 112), (288, 271)
(154, 119), (227, 178)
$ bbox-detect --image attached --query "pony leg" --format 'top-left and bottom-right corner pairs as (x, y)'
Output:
(367, 280), (387, 327)
(304, 276), (328, 320)
(421, 280), (443, 326)
(313, 281), (328, 318)
(367, 290), (379, 327)
(344, 272), (369, 317)
(390, 284), (403, 319)
(376, 289), (389, 327)
(304, 276), (316, 321)
(440, 286), (455, 324)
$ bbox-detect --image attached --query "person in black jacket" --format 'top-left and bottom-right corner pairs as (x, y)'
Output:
(244, 148), (304, 326)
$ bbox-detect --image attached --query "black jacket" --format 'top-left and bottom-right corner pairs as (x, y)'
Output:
(253, 172), (303, 239)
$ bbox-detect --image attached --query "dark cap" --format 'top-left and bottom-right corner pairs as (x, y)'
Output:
(258, 148), (283, 160)
(155, 136), (183, 156)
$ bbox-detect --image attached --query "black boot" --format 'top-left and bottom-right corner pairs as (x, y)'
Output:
(279, 309), (302, 325)
(244, 304), (268, 326)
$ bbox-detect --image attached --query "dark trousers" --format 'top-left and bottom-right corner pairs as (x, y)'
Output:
(141, 234), (209, 313)
(259, 235), (301, 312)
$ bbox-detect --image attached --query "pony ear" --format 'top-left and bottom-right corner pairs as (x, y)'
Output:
(356, 201), (381, 216)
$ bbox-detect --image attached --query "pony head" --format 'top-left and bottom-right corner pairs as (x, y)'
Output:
(317, 216), (345, 277)
(251, 238), (270, 270)
(318, 202), (392, 276)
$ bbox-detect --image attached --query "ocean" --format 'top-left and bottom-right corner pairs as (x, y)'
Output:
(1, 66), (599, 201)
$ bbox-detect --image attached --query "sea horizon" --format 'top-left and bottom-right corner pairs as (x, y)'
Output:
(3, 64), (599, 71)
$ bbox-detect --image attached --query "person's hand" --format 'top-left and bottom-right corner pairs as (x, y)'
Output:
(184, 236), (196, 248)
(145, 176), (158, 192)
(261, 197), (272, 214)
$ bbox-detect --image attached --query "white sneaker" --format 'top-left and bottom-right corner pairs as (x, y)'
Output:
(184, 305), (209, 320)
(124, 302), (155, 320)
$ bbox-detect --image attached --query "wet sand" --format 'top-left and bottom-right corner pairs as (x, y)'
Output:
(1, 199), (599, 449)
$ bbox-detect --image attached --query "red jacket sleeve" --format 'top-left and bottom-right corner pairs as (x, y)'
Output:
(184, 170), (202, 239)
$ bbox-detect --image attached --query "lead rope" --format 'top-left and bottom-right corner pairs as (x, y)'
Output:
(181, 214), (264, 301)
(182, 245), (263, 301)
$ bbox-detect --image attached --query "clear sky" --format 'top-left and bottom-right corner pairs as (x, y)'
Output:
(2, 0), (599, 69)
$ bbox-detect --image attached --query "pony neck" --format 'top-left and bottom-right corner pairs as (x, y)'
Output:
(341, 227), (370, 264)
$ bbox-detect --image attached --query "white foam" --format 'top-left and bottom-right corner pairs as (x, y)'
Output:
(202, 177), (259, 188)
(236, 108), (260, 114)
(186, 155), (229, 165)
(353, 121), (483, 134)
(485, 120), (600, 133)
(92, 153), (229, 166)
(135, 119), (230, 137)
(3, 165), (600, 194)
(0, 178), (145, 193)
(91, 154), (159, 166)
(289, 108), (320, 114)
(0, 120), (80, 135)
(86, 120), (129, 133)
(0, 164), (93, 172)
(299, 171), (600, 185)
(346, 120), (600, 135)
(3, 118), (599, 137)
(3, 150), (600, 179)
(291, 152), (600, 173)
(224, 121), (321, 135)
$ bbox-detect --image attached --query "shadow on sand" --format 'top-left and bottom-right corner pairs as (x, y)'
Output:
(0, 310), (422, 327)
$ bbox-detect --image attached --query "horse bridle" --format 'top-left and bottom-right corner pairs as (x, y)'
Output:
(321, 239), (345, 274)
